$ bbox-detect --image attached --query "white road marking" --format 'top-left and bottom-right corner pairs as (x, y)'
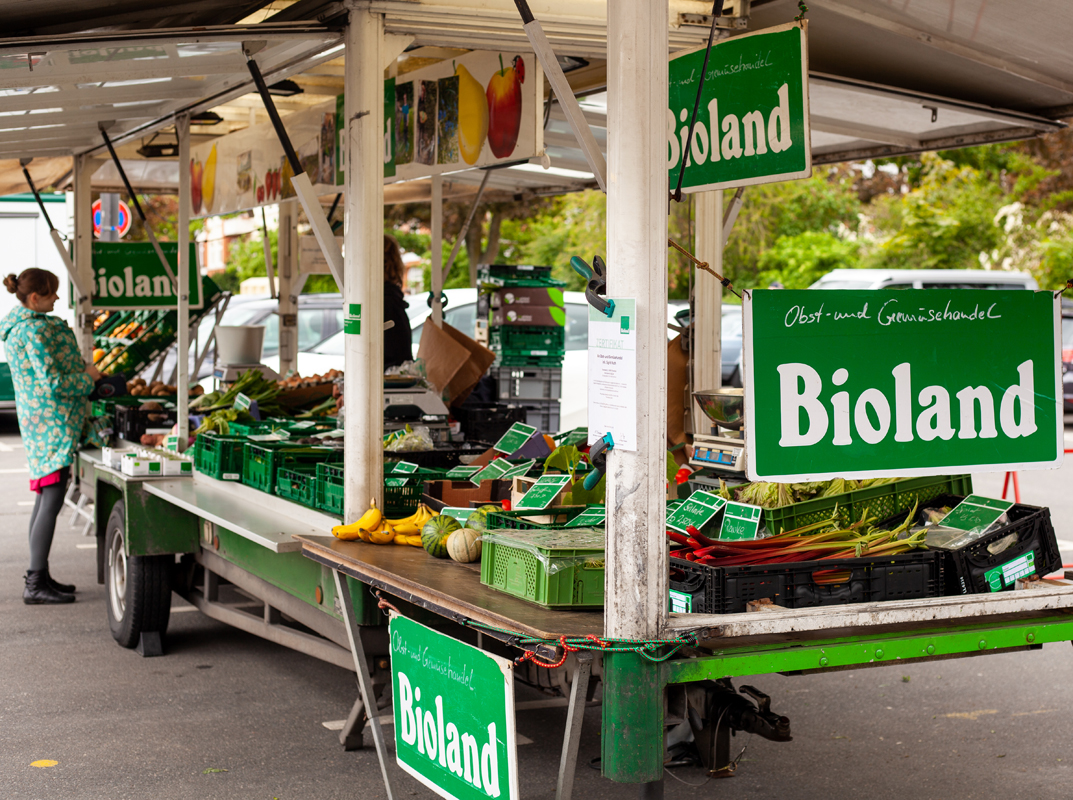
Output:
(171, 605), (198, 613)
(0, 440), (21, 451)
(75, 543), (96, 550)
(0, 467), (28, 473)
(16, 501), (33, 506)
(1054, 539), (1073, 550)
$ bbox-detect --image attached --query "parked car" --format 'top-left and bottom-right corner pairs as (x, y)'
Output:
(808, 268), (1039, 291)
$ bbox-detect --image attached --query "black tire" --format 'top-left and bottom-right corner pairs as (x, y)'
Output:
(104, 501), (172, 649)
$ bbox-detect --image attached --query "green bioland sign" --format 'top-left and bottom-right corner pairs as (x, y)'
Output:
(391, 614), (519, 800)
(744, 289), (1063, 481)
(91, 242), (201, 309)
(668, 22), (810, 193)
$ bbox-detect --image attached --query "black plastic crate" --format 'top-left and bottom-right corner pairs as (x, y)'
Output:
(669, 550), (945, 614)
(453, 403), (528, 444)
(385, 442), (495, 471)
(879, 495), (1062, 595)
(114, 403), (176, 442)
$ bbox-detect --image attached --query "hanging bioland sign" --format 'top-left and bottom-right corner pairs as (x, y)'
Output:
(90, 242), (201, 310)
(390, 615), (519, 800)
(743, 289), (1063, 481)
(667, 22), (810, 192)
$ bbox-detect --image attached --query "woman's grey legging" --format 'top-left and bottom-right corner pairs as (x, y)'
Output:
(28, 476), (69, 572)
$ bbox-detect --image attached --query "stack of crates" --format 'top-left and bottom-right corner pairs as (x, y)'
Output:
(478, 265), (566, 434)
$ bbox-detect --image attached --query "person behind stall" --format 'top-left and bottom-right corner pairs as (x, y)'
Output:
(383, 234), (412, 369)
(0, 268), (98, 604)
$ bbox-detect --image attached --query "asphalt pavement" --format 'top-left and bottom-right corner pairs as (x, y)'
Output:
(2, 414), (1073, 799)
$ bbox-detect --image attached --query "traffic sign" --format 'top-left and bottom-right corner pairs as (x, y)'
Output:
(92, 197), (132, 238)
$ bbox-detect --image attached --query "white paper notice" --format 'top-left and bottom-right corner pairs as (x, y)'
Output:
(587, 298), (637, 451)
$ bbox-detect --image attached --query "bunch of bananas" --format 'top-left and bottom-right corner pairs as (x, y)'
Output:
(331, 500), (438, 547)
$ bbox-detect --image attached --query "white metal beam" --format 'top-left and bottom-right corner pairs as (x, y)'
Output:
(176, 113), (191, 452)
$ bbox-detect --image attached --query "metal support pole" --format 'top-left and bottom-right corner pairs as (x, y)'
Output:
(555, 653), (593, 800)
(21, 161), (91, 300)
(176, 114), (191, 451)
(277, 198), (298, 375)
(72, 155), (98, 361)
(443, 169), (490, 283)
(513, 0), (606, 190)
(604, 0), (669, 641)
(262, 206), (278, 299)
(342, 3), (385, 522)
(430, 174), (443, 326)
(692, 191), (723, 433)
(244, 51), (344, 289)
(334, 570), (396, 799)
(99, 126), (178, 290)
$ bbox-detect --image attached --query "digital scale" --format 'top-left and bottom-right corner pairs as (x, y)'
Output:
(213, 362), (280, 384)
(384, 384), (450, 443)
(690, 388), (747, 477)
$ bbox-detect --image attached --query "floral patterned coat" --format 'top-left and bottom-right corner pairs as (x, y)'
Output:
(0, 305), (93, 478)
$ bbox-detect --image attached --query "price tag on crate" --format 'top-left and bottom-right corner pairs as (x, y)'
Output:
(389, 461), (420, 475)
(984, 551), (1037, 592)
(470, 458), (512, 485)
(164, 434), (179, 452)
(439, 506), (478, 523)
(290, 420), (316, 430)
(493, 422), (538, 454)
(666, 491), (727, 535)
(564, 504), (606, 528)
(383, 429), (405, 446)
(445, 465), (482, 480)
(515, 474), (572, 511)
(385, 476), (412, 488)
(233, 393), (252, 412)
(940, 495), (1014, 532)
(719, 501), (763, 541)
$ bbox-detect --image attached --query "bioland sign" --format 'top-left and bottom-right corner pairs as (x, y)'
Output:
(667, 22), (810, 193)
(390, 614), (519, 800)
(743, 289), (1063, 481)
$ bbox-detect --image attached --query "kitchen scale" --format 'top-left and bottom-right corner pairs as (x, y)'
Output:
(690, 388), (747, 477)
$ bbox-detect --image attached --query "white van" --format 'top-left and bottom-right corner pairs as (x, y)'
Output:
(809, 268), (1039, 291)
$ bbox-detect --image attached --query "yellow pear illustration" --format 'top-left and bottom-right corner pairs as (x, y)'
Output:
(456, 64), (488, 164)
(203, 144), (218, 212)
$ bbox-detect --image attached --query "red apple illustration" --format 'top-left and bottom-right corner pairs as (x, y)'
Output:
(486, 55), (524, 159)
(190, 158), (203, 213)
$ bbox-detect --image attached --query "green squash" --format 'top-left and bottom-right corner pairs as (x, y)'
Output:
(421, 514), (461, 558)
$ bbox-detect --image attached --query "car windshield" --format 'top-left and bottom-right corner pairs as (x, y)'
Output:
(812, 279), (875, 289)
(311, 330), (345, 355)
(722, 308), (742, 339)
(1063, 316), (1073, 348)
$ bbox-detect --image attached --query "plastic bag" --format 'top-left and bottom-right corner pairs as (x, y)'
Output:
(386, 425), (434, 452)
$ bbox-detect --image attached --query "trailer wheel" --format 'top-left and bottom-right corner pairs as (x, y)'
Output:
(104, 500), (172, 648)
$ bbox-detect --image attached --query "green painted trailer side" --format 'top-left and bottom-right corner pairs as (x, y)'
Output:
(600, 614), (1073, 782)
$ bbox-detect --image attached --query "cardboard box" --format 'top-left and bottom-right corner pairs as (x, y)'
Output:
(424, 479), (512, 508)
(491, 287), (565, 309)
(490, 306), (567, 327)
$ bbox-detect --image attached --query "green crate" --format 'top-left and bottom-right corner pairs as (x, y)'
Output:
(316, 463), (344, 515)
(276, 466), (319, 507)
(758, 474), (974, 535)
(312, 463), (425, 516)
(490, 325), (565, 355)
(486, 507), (586, 530)
(194, 432), (247, 481)
(384, 478), (423, 516)
(241, 442), (342, 493)
(480, 528), (605, 608)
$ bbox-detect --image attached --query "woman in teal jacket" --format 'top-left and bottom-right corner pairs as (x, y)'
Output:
(0, 268), (99, 604)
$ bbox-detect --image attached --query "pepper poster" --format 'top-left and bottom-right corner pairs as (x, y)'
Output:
(743, 289), (1063, 481)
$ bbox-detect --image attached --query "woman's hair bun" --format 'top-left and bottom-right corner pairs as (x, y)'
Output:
(2, 274), (17, 294)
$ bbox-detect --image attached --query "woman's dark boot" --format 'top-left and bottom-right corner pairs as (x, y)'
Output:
(44, 568), (75, 594)
(24, 570), (75, 605)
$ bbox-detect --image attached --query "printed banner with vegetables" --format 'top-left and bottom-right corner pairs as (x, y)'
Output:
(743, 289), (1063, 481)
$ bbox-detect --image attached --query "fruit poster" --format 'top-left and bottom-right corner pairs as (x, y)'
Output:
(188, 97), (342, 219)
(188, 51), (543, 219)
(387, 50), (545, 182)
